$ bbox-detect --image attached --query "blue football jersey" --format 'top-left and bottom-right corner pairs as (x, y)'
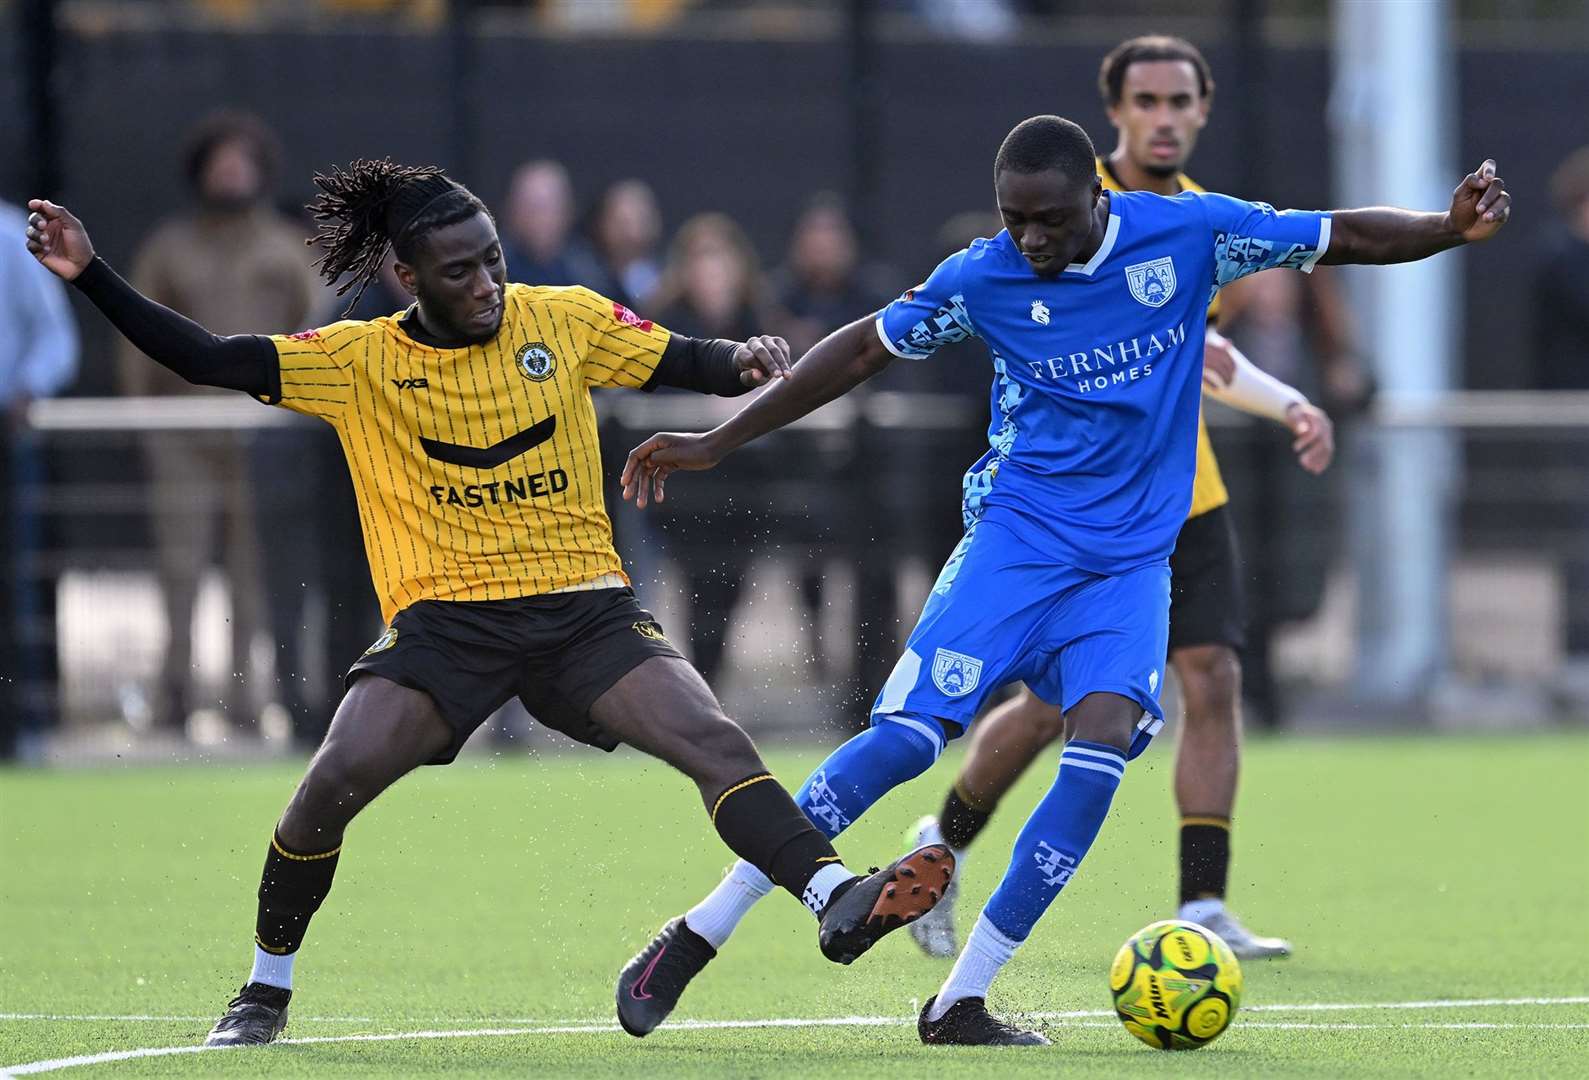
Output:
(876, 189), (1331, 574)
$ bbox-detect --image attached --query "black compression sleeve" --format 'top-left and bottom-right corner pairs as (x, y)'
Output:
(643, 334), (748, 397)
(71, 257), (280, 400)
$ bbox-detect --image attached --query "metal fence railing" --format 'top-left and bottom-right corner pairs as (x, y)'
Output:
(15, 390), (1589, 752)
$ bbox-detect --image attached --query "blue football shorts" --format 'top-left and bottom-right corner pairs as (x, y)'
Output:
(872, 515), (1170, 757)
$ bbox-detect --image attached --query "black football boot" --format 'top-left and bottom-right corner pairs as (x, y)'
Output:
(204, 982), (291, 1046)
(817, 844), (954, 965)
(917, 995), (1050, 1046)
(615, 916), (717, 1037)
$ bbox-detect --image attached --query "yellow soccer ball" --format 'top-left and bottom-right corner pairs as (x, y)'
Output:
(1109, 919), (1243, 1050)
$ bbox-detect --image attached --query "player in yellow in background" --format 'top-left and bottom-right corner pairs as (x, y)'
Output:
(907, 36), (1335, 962)
(25, 160), (953, 1049)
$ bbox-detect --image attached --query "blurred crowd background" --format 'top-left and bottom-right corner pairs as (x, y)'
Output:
(2, 0), (1587, 763)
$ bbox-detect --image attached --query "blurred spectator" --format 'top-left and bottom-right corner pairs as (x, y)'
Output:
(651, 212), (775, 340)
(1534, 146), (1589, 687)
(246, 254), (392, 752)
(587, 178), (665, 310)
(768, 194), (899, 706)
(501, 160), (606, 288)
(869, 210), (1003, 692)
(118, 110), (321, 733)
(1535, 147), (1589, 392)
(647, 213), (803, 687)
(770, 192), (893, 355)
(873, 209), (1003, 564)
(0, 198), (80, 760)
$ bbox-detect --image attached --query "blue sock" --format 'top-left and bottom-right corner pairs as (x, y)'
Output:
(982, 740), (1126, 942)
(795, 719), (943, 839)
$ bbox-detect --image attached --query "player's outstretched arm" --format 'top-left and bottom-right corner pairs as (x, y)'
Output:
(621, 315), (892, 508)
(1202, 329), (1334, 474)
(644, 334), (793, 396)
(1320, 159), (1510, 266)
(23, 199), (276, 398)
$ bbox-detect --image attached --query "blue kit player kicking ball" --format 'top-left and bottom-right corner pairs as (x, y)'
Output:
(618, 116), (1510, 1045)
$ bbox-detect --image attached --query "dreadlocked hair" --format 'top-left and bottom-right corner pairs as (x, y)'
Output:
(305, 158), (489, 314)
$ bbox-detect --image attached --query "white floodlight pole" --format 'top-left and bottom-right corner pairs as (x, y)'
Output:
(1329, 0), (1460, 705)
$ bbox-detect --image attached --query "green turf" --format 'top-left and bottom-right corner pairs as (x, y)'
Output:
(2, 731), (1587, 1077)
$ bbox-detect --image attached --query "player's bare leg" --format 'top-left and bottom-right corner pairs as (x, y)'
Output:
(1171, 643), (1289, 958)
(957, 690), (1067, 808)
(601, 657), (952, 1035)
(590, 655), (779, 803)
(909, 689), (1063, 957)
(208, 677), (453, 1046)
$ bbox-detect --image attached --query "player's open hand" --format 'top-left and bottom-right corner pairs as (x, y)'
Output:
(1448, 160), (1510, 243)
(1285, 401), (1334, 475)
(621, 431), (723, 508)
(24, 199), (95, 281)
(734, 335), (793, 387)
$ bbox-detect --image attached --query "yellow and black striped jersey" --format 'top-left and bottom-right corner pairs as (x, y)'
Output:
(1098, 158), (1230, 520)
(264, 284), (669, 622)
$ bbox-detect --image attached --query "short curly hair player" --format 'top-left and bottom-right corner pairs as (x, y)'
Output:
(618, 114), (1508, 1045)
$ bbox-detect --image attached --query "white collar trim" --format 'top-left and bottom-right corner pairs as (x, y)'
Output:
(1065, 212), (1120, 276)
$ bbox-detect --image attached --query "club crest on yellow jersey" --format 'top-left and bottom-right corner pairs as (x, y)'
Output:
(516, 342), (557, 381)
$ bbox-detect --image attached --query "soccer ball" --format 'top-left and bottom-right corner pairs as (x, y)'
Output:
(1109, 919), (1243, 1050)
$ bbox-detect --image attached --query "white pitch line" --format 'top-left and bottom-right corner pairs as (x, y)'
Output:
(4, 997), (1589, 1077)
(1250, 995), (1589, 1014)
(5, 1017), (1589, 1077)
(0, 1027), (609, 1077)
(1226, 1023), (1589, 1031)
(0, 1017), (214, 1024)
(5, 995), (1586, 1025)
(0, 1013), (592, 1024)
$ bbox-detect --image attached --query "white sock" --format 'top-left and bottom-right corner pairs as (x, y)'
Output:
(917, 817), (966, 871)
(927, 913), (1020, 1021)
(684, 860), (775, 949)
(801, 863), (856, 918)
(1179, 897), (1226, 925)
(249, 945), (295, 990)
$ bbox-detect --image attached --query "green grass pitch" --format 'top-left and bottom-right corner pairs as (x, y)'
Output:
(3, 731), (1586, 1077)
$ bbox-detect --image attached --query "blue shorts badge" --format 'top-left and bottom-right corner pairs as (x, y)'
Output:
(932, 648), (983, 697)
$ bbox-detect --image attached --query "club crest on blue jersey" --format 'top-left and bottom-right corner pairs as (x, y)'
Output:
(932, 648), (983, 697)
(1125, 256), (1177, 308)
(1030, 299), (1051, 325)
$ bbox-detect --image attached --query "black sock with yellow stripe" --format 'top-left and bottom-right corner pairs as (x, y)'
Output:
(1179, 816), (1231, 907)
(711, 773), (843, 902)
(255, 831), (341, 956)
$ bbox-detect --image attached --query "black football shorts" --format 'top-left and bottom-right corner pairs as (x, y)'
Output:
(1168, 505), (1247, 652)
(347, 587), (683, 764)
